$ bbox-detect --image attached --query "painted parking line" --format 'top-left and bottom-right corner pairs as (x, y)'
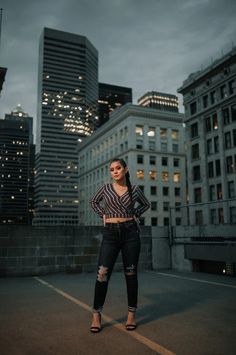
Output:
(146, 271), (236, 289)
(34, 276), (175, 355)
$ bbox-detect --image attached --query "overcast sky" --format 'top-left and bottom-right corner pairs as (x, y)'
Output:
(0, 0), (236, 131)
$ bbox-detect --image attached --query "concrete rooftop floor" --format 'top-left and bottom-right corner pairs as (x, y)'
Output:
(0, 270), (236, 355)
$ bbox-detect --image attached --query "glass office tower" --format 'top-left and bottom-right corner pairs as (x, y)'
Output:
(98, 83), (132, 126)
(34, 28), (98, 225)
(0, 105), (34, 224)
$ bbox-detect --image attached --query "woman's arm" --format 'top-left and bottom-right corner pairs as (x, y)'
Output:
(133, 186), (150, 217)
(90, 185), (105, 218)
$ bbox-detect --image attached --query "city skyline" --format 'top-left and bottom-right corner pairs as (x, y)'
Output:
(0, 0), (236, 134)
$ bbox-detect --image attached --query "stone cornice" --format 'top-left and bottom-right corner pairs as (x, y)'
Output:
(78, 104), (184, 151)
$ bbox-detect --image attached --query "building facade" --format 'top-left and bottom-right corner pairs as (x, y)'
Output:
(0, 105), (34, 224)
(98, 83), (132, 126)
(178, 46), (236, 225)
(78, 104), (186, 226)
(138, 91), (179, 112)
(34, 28), (98, 225)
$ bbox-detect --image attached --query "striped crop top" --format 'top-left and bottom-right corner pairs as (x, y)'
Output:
(90, 183), (150, 219)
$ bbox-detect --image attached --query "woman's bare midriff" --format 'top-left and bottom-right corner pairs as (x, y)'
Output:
(105, 217), (134, 223)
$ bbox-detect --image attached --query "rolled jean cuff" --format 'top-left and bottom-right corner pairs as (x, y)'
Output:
(128, 306), (137, 312)
(92, 306), (103, 314)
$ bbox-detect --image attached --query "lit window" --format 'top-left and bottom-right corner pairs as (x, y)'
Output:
(172, 130), (179, 139)
(212, 113), (218, 130)
(137, 170), (144, 179)
(173, 172), (180, 183)
(162, 172), (169, 182)
(136, 125), (143, 136)
(160, 128), (167, 138)
(149, 170), (157, 180)
(148, 127), (155, 137)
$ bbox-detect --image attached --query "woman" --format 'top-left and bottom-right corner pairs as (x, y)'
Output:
(89, 158), (150, 333)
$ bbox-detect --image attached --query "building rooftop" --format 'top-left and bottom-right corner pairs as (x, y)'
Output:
(178, 46), (236, 93)
(1, 270), (235, 355)
(78, 103), (184, 150)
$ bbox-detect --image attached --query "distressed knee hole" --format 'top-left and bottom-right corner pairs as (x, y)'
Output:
(97, 265), (108, 282)
(125, 264), (136, 276)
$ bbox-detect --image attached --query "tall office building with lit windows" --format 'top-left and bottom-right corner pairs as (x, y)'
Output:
(98, 83), (132, 126)
(34, 28), (98, 225)
(138, 91), (179, 112)
(0, 105), (34, 224)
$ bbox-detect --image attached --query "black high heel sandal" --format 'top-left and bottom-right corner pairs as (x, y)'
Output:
(90, 312), (102, 333)
(125, 310), (137, 331)
(125, 324), (137, 331)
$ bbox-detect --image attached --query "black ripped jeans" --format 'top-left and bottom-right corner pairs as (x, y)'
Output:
(93, 219), (141, 313)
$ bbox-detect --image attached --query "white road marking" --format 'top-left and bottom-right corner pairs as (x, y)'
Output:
(146, 271), (236, 289)
(34, 276), (176, 355)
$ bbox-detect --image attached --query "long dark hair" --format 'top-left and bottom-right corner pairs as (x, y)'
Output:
(110, 158), (134, 211)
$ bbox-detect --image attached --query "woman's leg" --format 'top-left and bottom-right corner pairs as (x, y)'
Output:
(121, 224), (141, 313)
(93, 228), (120, 313)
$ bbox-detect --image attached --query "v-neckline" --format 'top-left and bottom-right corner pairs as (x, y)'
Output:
(111, 183), (128, 198)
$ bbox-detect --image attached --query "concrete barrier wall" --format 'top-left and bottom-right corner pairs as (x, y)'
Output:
(2, 224), (233, 277)
(174, 224), (236, 239)
(0, 225), (152, 277)
(151, 227), (171, 270)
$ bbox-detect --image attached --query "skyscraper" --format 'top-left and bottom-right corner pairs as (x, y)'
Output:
(34, 28), (98, 225)
(138, 91), (179, 112)
(0, 105), (34, 224)
(98, 83), (132, 125)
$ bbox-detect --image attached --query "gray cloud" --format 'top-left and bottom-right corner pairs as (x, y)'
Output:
(0, 0), (236, 132)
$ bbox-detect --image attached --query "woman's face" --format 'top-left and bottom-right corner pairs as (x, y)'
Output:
(110, 161), (127, 182)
